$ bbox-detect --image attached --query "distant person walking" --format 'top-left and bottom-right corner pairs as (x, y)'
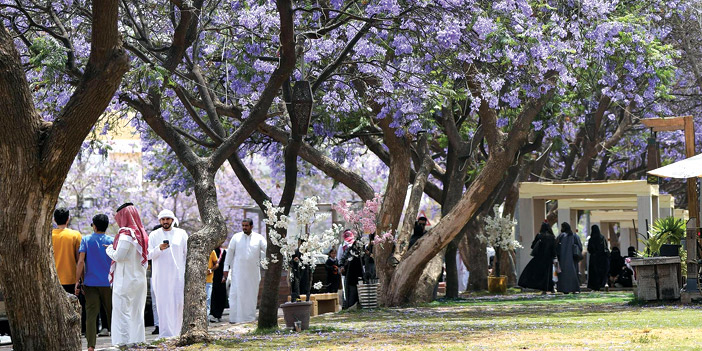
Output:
(76, 214), (114, 351)
(107, 203), (149, 346)
(208, 247), (227, 323)
(340, 232), (365, 308)
(556, 222), (582, 294)
(518, 222), (557, 293)
(148, 210), (188, 338)
(222, 218), (267, 323)
(587, 224), (609, 291)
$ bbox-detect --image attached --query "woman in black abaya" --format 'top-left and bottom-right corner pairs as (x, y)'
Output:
(518, 222), (557, 293)
(587, 224), (610, 291)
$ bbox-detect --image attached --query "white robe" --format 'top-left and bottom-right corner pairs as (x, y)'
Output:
(148, 228), (188, 338)
(223, 231), (267, 323)
(457, 251), (469, 292)
(106, 233), (147, 346)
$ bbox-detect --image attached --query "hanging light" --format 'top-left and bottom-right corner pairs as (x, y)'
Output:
(291, 80), (313, 136)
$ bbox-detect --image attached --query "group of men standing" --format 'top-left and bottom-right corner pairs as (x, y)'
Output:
(52, 204), (268, 349)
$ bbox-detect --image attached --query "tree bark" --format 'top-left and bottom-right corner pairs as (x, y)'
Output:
(460, 219), (488, 291)
(0, 1), (128, 348)
(179, 167), (227, 344)
(374, 117), (412, 304)
(258, 79), (305, 329)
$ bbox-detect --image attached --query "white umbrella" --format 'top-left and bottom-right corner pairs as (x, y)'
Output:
(648, 153), (702, 178)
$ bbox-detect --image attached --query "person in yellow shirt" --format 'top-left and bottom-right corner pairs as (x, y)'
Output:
(51, 208), (83, 330)
(52, 208), (82, 289)
(206, 250), (217, 318)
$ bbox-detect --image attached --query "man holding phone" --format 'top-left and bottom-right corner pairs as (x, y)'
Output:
(147, 209), (188, 338)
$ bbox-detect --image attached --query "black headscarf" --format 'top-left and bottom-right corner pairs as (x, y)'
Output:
(590, 224), (603, 240)
(560, 222), (573, 235)
(540, 222), (554, 236)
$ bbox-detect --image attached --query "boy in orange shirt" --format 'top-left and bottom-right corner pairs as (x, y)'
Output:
(51, 207), (83, 330)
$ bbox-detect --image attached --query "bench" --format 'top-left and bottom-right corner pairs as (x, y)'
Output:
(287, 292), (341, 316)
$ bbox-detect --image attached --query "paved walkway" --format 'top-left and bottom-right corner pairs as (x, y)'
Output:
(0, 307), (280, 351)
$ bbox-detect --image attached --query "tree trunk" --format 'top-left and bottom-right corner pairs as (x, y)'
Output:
(0, 189), (82, 351)
(374, 118), (411, 305)
(0, 1), (128, 348)
(408, 249), (446, 303)
(462, 219), (488, 291)
(444, 242), (458, 297)
(384, 148), (512, 305)
(179, 169), (227, 345)
(258, 234), (285, 329)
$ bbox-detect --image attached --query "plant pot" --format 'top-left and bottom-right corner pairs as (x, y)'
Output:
(659, 244), (681, 257)
(488, 275), (507, 294)
(280, 301), (312, 331)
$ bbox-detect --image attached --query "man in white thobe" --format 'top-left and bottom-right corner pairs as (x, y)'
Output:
(222, 218), (267, 323)
(148, 210), (188, 338)
(106, 203), (149, 346)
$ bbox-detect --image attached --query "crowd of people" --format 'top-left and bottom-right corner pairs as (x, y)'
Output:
(51, 204), (268, 350)
(519, 221), (635, 294)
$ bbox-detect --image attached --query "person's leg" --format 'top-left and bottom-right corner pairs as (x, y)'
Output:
(210, 281), (226, 319)
(206, 282), (212, 316)
(84, 286), (100, 349)
(99, 287), (112, 334)
(151, 277), (159, 333)
(79, 289), (87, 334)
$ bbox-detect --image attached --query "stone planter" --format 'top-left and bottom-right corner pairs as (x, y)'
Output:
(280, 301), (312, 331)
(630, 257), (682, 301)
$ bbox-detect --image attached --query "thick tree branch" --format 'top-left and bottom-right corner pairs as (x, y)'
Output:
(173, 85), (224, 143)
(227, 154), (271, 209)
(258, 123), (376, 200)
(312, 20), (373, 92)
(191, 64), (227, 135)
(164, 0), (203, 71)
(209, 0), (296, 171)
(395, 134), (432, 258)
(41, 0), (130, 187)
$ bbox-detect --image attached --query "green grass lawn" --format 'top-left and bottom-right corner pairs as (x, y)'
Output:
(153, 292), (702, 350)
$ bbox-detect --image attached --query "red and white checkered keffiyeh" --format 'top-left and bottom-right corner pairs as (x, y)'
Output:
(109, 205), (149, 284)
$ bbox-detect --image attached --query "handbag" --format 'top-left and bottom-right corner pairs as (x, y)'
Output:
(573, 243), (583, 262)
(530, 239), (542, 257)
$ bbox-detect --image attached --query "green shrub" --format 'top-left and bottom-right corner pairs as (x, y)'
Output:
(639, 217), (685, 257)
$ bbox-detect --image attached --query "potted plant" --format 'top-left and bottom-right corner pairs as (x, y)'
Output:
(630, 217), (686, 301)
(263, 197), (341, 330)
(640, 217), (686, 257)
(479, 205), (521, 293)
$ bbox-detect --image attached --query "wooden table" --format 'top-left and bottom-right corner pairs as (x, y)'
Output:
(287, 292), (341, 316)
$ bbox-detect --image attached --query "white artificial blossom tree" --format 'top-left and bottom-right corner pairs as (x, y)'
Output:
(479, 205), (521, 277)
(263, 196), (342, 298)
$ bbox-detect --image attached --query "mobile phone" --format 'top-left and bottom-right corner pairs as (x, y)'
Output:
(163, 240), (169, 244)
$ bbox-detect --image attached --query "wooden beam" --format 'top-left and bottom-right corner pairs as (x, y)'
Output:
(641, 116), (688, 131)
(649, 125), (687, 132)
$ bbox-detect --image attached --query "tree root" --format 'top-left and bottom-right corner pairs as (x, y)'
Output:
(176, 330), (211, 346)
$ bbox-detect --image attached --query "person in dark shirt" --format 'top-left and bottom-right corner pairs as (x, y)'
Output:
(325, 248), (341, 293)
(408, 216), (428, 249)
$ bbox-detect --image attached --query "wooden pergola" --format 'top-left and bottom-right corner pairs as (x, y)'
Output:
(516, 180), (663, 274)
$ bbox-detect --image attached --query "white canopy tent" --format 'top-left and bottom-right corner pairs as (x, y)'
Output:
(648, 153), (702, 178)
